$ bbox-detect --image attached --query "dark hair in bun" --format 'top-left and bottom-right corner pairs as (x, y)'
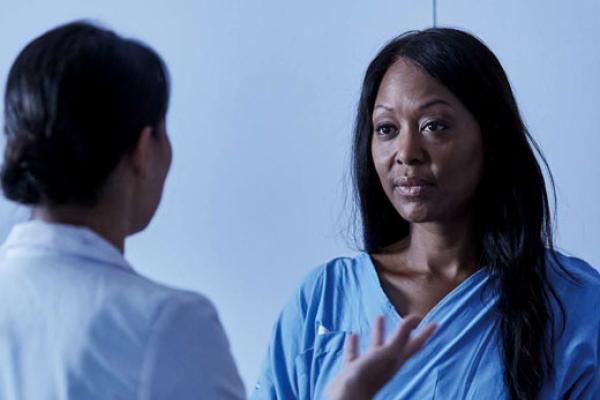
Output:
(2, 20), (170, 205)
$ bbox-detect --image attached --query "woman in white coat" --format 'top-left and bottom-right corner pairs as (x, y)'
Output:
(0, 21), (246, 399)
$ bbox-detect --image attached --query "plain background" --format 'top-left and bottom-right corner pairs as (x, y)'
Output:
(1, 0), (599, 391)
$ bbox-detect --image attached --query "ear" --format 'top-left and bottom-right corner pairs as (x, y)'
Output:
(129, 126), (155, 178)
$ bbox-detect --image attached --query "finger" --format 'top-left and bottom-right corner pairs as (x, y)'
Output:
(404, 323), (438, 358)
(387, 314), (421, 352)
(369, 315), (385, 349)
(344, 332), (359, 364)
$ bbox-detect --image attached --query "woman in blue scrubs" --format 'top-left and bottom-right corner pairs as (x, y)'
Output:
(253, 28), (600, 399)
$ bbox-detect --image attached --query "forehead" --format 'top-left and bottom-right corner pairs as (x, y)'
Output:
(375, 58), (456, 110)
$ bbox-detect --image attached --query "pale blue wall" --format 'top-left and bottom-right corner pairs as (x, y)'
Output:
(0, 0), (598, 390)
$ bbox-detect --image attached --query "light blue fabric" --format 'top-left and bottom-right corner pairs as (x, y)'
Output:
(252, 251), (600, 399)
(0, 221), (245, 400)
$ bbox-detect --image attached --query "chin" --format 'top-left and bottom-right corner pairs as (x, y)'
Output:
(396, 203), (435, 223)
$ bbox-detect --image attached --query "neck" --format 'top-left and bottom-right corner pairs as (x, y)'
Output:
(402, 217), (479, 278)
(32, 201), (130, 253)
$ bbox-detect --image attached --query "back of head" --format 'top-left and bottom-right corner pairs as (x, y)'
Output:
(2, 21), (170, 206)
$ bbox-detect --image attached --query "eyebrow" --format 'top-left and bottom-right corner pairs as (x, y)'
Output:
(374, 104), (393, 112)
(419, 99), (452, 111)
(373, 99), (453, 113)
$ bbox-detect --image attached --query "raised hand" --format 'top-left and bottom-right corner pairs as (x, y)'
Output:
(325, 315), (437, 400)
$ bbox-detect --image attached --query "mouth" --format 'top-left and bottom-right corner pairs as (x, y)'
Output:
(393, 177), (434, 198)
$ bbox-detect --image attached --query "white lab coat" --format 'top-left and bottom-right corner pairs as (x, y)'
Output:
(0, 221), (245, 399)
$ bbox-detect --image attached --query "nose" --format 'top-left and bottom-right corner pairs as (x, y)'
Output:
(395, 130), (425, 165)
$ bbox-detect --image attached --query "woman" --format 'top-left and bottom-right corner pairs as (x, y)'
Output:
(252, 29), (600, 399)
(0, 20), (430, 400)
(0, 22), (246, 399)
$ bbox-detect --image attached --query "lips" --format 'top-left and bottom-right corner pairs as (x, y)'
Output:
(393, 176), (434, 197)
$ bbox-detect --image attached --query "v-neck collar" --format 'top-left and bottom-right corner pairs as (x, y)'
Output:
(359, 251), (491, 327)
(0, 220), (135, 273)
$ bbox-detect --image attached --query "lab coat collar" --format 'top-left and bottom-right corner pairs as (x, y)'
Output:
(1, 220), (135, 273)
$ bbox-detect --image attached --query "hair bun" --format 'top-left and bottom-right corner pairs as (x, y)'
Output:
(1, 148), (43, 204)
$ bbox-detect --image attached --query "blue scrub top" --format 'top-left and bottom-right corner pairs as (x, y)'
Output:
(252, 251), (600, 399)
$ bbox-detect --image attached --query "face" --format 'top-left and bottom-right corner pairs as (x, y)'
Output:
(371, 58), (483, 224)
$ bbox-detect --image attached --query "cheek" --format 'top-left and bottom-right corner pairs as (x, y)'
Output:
(371, 138), (398, 170)
(371, 142), (394, 190)
(166, 141), (173, 172)
(436, 141), (483, 200)
(162, 137), (173, 177)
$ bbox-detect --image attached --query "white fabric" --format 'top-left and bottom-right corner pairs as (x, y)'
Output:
(0, 220), (245, 400)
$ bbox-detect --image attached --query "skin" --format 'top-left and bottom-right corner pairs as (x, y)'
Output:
(33, 121), (172, 252)
(370, 58), (484, 318)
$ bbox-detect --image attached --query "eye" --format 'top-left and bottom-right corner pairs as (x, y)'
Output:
(374, 123), (398, 137)
(421, 120), (448, 133)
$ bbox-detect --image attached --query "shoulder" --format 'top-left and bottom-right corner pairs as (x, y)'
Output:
(138, 283), (232, 362)
(153, 289), (220, 332)
(145, 288), (225, 349)
(546, 250), (600, 299)
(97, 271), (224, 349)
(275, 252), (373, 335)
(88, 267), (220, 337)
(544, 251), (600, 394)
(294, 252), (372, 302)
(133, 277), (219, 329)
(271, 252), (370, 325)
(545, 250), (600, 329)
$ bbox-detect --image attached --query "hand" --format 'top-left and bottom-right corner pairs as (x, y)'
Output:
(325, 315), (437, 400)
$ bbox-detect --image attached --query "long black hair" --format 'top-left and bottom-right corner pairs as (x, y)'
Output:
(2, 21), (170, 206)
(352, 28), (568, 399)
